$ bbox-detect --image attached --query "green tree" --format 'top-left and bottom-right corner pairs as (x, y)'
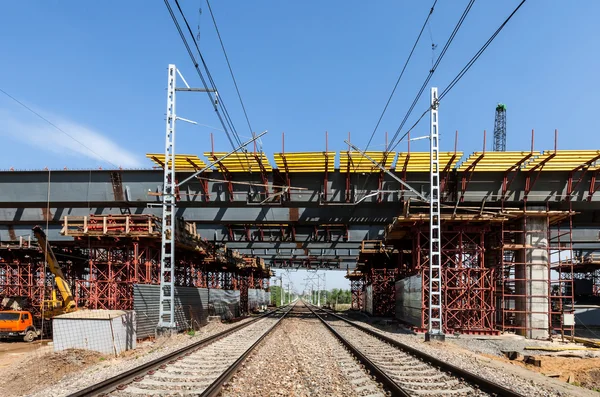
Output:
(270, 285), (285, 307)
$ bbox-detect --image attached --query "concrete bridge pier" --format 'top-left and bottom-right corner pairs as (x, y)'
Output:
(515, 213), (549, 339)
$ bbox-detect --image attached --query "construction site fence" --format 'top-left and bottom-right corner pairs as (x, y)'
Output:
(133, 284), (209, 339)
(395, 275), (422, 327)
(248, 288), (270, 311)
(208, 289), (240, 320)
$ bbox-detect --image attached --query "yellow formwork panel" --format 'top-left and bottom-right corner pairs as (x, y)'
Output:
(273, 152), (336, 173)
(394, 152), (463, 172)
(203, 152), (273, 172)
(339, 151), (396, 173)
(146, 154), (208, 170)
(523, 150), (600, 171)
(456, 151), (536, 172)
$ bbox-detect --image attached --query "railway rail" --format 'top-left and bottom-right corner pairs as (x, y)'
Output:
(66, 304), (292, 397)
(307, 303), (525, 397)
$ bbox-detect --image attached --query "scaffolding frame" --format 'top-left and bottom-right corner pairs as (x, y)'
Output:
(495, 208), (575, 338)
(412, 225), (497, 334)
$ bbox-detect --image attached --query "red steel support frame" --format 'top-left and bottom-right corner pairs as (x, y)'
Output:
(524, 130), (558, 202)
(460, 131), (486, 203)
(410, 224), (497, 334)
(345, 132), (352, 203)
(253, 140), (270, 201)
(566, 154), (600, 200)
(588, 169), (600, 201)
(210, 134), (234, 202)
(440, 131), (459, 199)
(501, 130), (535, 205)
(399, 132), (410, 200)
(324, 131), (329, 203)
(350, 278), (363, 310)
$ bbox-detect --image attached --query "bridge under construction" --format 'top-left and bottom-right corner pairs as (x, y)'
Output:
(0, 129), (599, 338)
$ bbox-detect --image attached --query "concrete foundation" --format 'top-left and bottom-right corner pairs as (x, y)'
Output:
(516, 215), (549, 339)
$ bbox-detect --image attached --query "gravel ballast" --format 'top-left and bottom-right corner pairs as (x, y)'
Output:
(17, 317), (255, 397)
(222, 305), (385, 397)
(340, 315), (595, 397)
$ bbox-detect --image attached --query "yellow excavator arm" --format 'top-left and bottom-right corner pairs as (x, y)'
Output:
(32, 226), (77, 313)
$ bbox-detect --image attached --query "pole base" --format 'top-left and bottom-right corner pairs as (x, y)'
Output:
(425, 332), (446, 342)
(156, 327), (176, 337)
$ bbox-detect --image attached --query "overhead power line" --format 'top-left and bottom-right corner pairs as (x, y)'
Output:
(353, 0), (473, 202)
(206, 0), (254, 137)
(0, 87), (119, 168)
(165, 0), (242, 150)
(387, 0), (527, 153)
(363, 0), (439, 155)
(386, 0), (476, 153)
(173, 0), (247, 149)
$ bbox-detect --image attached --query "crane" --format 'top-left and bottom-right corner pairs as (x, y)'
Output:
(32, 226), (77, 317)
(493, 103), (507, 151)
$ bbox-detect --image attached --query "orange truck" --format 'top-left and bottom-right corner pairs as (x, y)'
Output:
(0, 311), (40, 342)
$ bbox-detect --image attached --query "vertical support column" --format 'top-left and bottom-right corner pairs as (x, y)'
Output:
(427, 87), (444, 341)
(515, 210), (549, 339)
(158, 64), (177, 332)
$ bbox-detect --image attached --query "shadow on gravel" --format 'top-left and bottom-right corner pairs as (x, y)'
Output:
(342, 311), (416, 335)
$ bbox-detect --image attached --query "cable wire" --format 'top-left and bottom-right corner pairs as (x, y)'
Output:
(173, 0), (244, 147)
(206, 0), (254, 136)
(386, 0), (476, 153)
(0, 88), (120, 168)
(362, 0), (438, 156)
(164, 0), (240, 150)
(387, 0), (527, 153)
(353, 0), (473, 202)
(170, 0), (259, 176)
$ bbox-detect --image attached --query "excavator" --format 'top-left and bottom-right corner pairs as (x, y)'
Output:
(0, 226), (77, 342)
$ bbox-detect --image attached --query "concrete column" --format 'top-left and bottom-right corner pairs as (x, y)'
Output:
(516, 214), (549, 339)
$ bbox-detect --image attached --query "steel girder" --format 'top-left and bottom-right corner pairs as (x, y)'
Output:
(2, 170), (600, 206)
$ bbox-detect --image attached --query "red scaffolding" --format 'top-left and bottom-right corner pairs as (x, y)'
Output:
(494, 209), (575, 338)
(0, 215), (272, 318)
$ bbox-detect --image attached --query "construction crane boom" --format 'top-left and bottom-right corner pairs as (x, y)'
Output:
(493, 103), (507, 151)
(32, 226), (76, 314)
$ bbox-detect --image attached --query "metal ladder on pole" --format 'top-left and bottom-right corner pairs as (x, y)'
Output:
(158, 64), (177, 331)
(427, 87), (444, 340)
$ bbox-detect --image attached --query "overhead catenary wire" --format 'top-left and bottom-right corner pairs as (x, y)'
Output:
(168, 0), (259, 174)
(173, 0), (245, 149)
(353, 0), (473, 202)
(164, 0), (240, 151)
(205, 0), (269, 174)
(0, 88), (120, 169)
(386, 0), (476, 153)
(360, 0), (439, 160)
(387, 0), (527, 153)
(206, 0), (254, 137)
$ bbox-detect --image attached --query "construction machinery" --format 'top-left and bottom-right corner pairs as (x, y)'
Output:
(493, 103), (507, 151)
(32, 226), (77, 318)
(0, 227), (77, 342)
(0, 310), (40, 342)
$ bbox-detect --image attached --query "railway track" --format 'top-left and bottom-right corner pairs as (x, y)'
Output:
(307, 304), (525, 397)
(67, 305), (292, 397)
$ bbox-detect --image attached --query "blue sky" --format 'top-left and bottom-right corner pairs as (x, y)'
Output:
(1, 0), (597, 288)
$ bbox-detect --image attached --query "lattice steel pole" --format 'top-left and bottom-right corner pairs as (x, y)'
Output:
(426, 87), (445, 341)
(158, 64), (177, 332)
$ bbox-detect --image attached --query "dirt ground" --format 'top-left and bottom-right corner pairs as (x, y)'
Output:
(0, 346), (105, 397)
(0, 320), (244, 397)
(0, 340), (51, 370)
(482, 352), (600, 391)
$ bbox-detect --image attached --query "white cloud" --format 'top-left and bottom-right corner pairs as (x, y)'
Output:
(0, 106), (143, 168)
